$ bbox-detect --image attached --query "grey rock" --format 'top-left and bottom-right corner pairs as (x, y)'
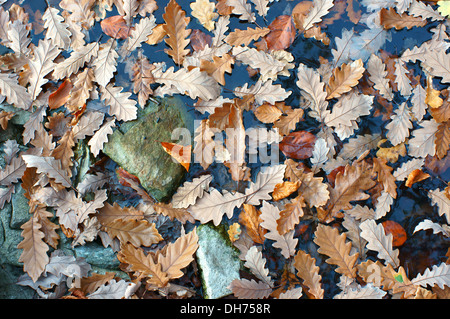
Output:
(0, 202), (24, 267)
(196, 223), (242, 299)
(0, 264), (36, 299)
(10, 184), (30, 229)
(103, 96), (192, 202)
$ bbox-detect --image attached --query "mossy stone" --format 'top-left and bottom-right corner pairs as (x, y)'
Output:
(102, 96), (192, 202)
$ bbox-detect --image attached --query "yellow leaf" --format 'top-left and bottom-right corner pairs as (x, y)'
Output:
(228, 222), (241, 242)
(190, 0), (218, 31)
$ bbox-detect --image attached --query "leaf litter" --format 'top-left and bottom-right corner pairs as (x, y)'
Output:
(0, 0), (449, 299)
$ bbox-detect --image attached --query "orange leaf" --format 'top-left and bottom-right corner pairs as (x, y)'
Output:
(160, 142), (191, 171)
(48, 79), (73, 110)
(239, 204), (267, 244)
(405, 169), (430, 188)
(382, 220), (407, 247)
(272, 181), (300, 201)
(116, 167), (141, 187)
(101, 15), (133, 39)
(264, 15), (296, 51)
(280, 131), (316, 160)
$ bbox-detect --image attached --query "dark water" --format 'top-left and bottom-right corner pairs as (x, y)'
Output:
(3, 0), (449, 298)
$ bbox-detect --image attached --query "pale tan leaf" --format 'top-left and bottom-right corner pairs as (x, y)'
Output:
(0, 72), (32, 110)
(72, 111), (104, 141)
(21, 155), (71, 188)
(359, 219), (400, 268)
(408, 119), (438, 158)
(131, 53), (155, 107)
(224, 26), (270, 46)
(232, 46), (286, 82)
(244, 246), (272, 286)
(17, 214), (49, 282)
(188, 187), (246, 225)
(0, 155), (26, 186)
(229, 278), (272, 299)
(302, 0), (334, 31)
(411, 263), (450, 289)
(153, 66), (220, 101)
(234, 79), (291, 105)
(293, 250), (324, 299)
(429, 188), (450, 224)
(27, 39), (61, 100)
(296, 63), (329, 121)
(313, 223), (359, 278)
(42, 7), (71, 50)
(367, 53), (393, 101)
(123, 15), (156, 56)
(171, 174), (212, 208)
(226, 0), (255, 22)
(386, 102), (413, 146)
(100, 84), (137, 121)
(259, 201), (297, 258)
(394, 59), (412, 97)
(23, 105), (46, 145)
(244, 164), (286, 205)
(324, 92), (372, 140)
(88, 116), (116, 157)
(52, 42), (99, 80)
(7, 20), (31, 57)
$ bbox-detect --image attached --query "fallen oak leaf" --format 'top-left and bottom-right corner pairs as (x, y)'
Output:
(382, 220), (407, 247)
(380, 7), (427, 30)
(326, 59), (365, 99)
(405, 169), (430, 188)
(100, 15), (132, 39)
(200, 53), (234, 85)
(262, 15), (296, 52)
(280, 131), (316, 160)
(163, 0), (191, 65)
(48, 79), (72, 110)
